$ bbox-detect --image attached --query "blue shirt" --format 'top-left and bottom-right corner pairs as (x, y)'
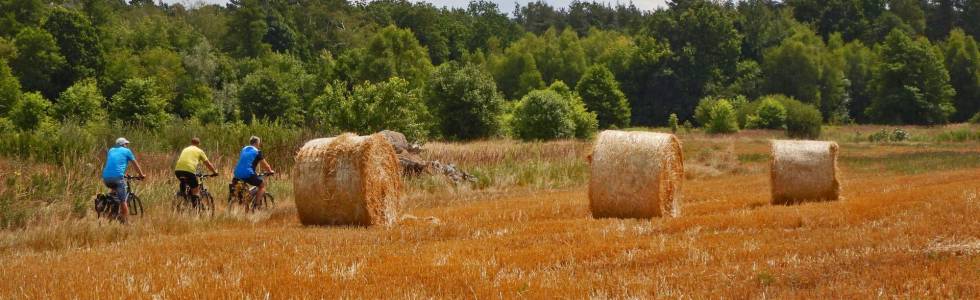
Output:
(102, 146), (135, 179)
(234, 146), (263, 179)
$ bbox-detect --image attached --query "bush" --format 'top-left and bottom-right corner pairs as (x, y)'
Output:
(668, 113), (679, 133)
(313, 77), (433, 141)
(9, 92), (52, 130)
(970, 112), (980, 124)
(238, 69), (303, 125)
(0, 60), (21, 116)
(869, 128), (912, 142)
(706, 99), (740, 134)
(510, 87), (597, 141)
(109, 78), (171, 129)
(746, 97), (787, 129)
(576, 64), (630, 129)
(54, 78), (104, 123)
(548, 81), (598, 139)
(778, 95), (823, 138)
(426, 62), (505, 140)
(694, 97), (718, 126)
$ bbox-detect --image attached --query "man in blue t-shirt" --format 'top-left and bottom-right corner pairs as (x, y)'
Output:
(101, 137), (146, 223)
(233, 136), (275, 202)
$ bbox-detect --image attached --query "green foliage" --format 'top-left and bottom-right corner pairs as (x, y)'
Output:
(668, 113), (679, 133)
(43, 7), (105, 91)
(840, 40), (876, 123)
(971, 112), (980, 124)
(426, 62), (504, 140)
(109, 78), (170, 129)
(0, 60), (21, 115)
(314, 77), (432, 141)
(762, 25), (848, 119)
(53, 78), (104, 123)
(705, 99), (740, 134)
(746, 97), (787, 129)
(547, 81), (598, 139)
(491, 47), (545, 99)
(576, 64), (630, 129)
(942, 29), (980, 122)
(359, 25), (434, 88)
(10, 27), (65, 99)
(777, 95), (823, 138)
(510, 83), (597, 141)
(867, 30), (956, 125)
(9, 92), (51, 130)
(238, 70), (301, 125)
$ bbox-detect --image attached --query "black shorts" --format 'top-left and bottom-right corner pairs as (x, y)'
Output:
(175, 171), (199, 188)
(237, 174), (263, 187)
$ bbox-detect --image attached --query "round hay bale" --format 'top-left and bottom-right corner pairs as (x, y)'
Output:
(770, 140), (840, 205)
(589, 130), (684, 218)
(292, 133), (404, 226)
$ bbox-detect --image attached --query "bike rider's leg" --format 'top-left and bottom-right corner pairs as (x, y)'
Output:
(116, 179), (130, 224)
(256, 180), (267, 206)
(190, 185), (201, 205)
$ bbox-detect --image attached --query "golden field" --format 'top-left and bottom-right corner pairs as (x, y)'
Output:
(1, 126), (979, 298)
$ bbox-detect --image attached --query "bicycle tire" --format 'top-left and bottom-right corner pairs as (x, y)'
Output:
(263, 193), (275, 208)
(129, 194), (144, 216)
(201, 190), (215, 217)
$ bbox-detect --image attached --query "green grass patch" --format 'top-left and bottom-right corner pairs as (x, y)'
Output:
(842, 151), (980, 174)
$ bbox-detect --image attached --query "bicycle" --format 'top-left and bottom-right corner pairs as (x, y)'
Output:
(227, 172), (275, 213)
(173, 173), (217, 216)
(94, 175), (145, 222)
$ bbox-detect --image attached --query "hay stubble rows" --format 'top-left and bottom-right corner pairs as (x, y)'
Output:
(1, 131), (979, 298)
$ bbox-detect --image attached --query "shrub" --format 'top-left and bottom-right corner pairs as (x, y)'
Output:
(869, 128), (912, 142)
(109, 78), (171, 128)
(576, 64), (630, 129)
(426, 62), (505, 140)
(970, 112), (980, 124)
(706, 99), (740, 134)
(54, 78), (104, 123)
(9, 92), (52, 130)
(548, 81), (598, 139)
(779, 96), (823, 138)
(313, 77), (433, 141)
(510, 86), (597, 141)
(668, 113), (679, 133)
(751, 97), (787, 129)
(238, 69), (303, 125)
(891, 128), (910, 141)
(694, 97), (718, 126)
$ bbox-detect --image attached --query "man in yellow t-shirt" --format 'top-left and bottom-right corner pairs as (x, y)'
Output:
(174, 137), (218, 202)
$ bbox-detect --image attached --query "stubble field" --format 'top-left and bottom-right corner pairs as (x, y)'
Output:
(1, 126), (979, 298)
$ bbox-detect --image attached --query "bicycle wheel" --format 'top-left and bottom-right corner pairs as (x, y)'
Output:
(262, 193), (275, 209)
(129, 194), (144, 216)
(201, 191), (215, 217)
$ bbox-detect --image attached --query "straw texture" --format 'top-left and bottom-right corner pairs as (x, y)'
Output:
(770, 140), (840, 205)
(292, 133), (404, 226)
(589, 130), (684, 218)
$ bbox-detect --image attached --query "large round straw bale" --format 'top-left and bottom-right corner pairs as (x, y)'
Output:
(770, 140), (840, 205)
(293, 133), (404, 226)
(589, 130), (684, 218)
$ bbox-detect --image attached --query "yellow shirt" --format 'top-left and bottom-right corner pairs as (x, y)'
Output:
(175, 145), (208, 173)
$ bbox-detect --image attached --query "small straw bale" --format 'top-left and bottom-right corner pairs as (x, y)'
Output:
(770, 140), (840, 205)
(589, 130), (684, 218)
(292, 133), (404, 226)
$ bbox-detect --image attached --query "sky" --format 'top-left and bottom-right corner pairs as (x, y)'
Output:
(160, 0), (669, 13)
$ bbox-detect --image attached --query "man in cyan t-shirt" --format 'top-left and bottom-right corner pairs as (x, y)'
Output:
(101, 137), (146, 223)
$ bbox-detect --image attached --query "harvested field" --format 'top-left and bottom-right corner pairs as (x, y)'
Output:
(1, 127), (979, 298)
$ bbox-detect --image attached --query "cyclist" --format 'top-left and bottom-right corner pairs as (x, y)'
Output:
(174, 137), (218, 205)
(232, 136), (275, 204)
(101, 137), (146, 224)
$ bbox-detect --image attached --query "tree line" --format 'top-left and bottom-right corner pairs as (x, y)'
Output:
(1, 0), (979, 141)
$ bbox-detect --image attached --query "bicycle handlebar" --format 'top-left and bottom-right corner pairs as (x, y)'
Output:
(124, 175), (145, 180)
(258, 172), (276, 177)
(196, 173), (220, 178)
